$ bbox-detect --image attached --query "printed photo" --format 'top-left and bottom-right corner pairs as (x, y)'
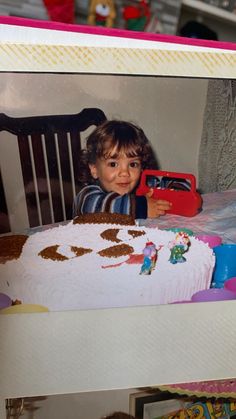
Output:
(0, 73), (235, 312)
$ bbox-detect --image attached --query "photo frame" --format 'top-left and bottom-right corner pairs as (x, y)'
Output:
(0, 16), (236, 419)
(130, 390), (178, 419)
(129, 390), (236, 419)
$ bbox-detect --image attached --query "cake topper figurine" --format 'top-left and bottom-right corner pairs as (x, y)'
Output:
(168, 232), (190, 264)
(140, 241), (158, 275)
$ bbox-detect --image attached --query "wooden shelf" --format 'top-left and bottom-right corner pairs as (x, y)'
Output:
(181, 0), (236, 25)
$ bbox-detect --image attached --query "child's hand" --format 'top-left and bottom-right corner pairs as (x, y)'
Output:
(146, 189), (172, 218)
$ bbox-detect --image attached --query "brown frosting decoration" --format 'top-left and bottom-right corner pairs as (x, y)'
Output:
(0, 235), (28, 263)
(73, 213), (136, 226)
(71, 246), (93, 257)
(128, 229), (146, 238)
(39, 245), (68, 261)
(100, 229), (121, 243)
(100, 228), (146, 243)
(98, 244), (134, 258)
(39, 245), (92, 261)
(12, 299), (22, 306)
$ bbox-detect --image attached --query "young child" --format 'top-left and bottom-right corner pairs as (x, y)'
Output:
(73, 120), (171, 219)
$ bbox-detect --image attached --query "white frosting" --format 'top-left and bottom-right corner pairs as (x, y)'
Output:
(0, 222), (215, 311)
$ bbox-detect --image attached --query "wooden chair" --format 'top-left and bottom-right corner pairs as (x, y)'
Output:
(0, 108), (107, 232)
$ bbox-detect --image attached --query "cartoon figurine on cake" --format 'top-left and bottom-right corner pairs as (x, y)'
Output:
(140, 241), (157, 275)
(168, 232), (190, 264)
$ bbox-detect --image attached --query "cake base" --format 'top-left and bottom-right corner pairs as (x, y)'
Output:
(0, 219), (215, 311)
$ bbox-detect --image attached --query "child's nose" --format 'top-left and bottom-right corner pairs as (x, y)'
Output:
(118, 165), (130, 176)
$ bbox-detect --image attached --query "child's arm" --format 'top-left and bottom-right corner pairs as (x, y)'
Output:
(73, 185), (147, 219)
(146, 189), (172, 218)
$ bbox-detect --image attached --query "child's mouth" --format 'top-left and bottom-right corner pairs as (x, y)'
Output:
(116, 183), (130, 188)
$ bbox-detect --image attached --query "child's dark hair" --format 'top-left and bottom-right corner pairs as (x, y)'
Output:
(101, 411), (136, 419)
(78, 120), (158, 185)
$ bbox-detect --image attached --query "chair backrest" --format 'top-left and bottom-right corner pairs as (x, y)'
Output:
(0, 108), (107, 232)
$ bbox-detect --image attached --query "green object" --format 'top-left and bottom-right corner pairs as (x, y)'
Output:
(126, 16), (147, 31)
(96, 20), (106, 26)
(166, 227), (194, 236)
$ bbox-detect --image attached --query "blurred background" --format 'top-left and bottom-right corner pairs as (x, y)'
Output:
(0, 0), (236, 42)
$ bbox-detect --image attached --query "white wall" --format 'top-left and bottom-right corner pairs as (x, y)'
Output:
(0, 73), (208, 181)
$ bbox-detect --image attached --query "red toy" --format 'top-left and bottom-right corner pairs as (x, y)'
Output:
(136, 170), (202, 217)
(123, 0), (151, 31)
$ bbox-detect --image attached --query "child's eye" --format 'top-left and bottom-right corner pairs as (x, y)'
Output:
(108, 161), (118, 168)
(130, 161), (141, 168)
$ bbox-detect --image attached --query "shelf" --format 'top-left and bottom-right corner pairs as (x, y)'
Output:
(181, 0), (236, 25)
(0, 0), (48, 20)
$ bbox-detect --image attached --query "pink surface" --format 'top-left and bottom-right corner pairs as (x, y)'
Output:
(224, 277), (236, 292)
(195, 234), (222, 248)
(0, 15), (236, 51)
(158, 379), (236, 398)
(143, 189), (236, 244)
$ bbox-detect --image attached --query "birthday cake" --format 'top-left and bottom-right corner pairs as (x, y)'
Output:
(0, 214), (215, 311)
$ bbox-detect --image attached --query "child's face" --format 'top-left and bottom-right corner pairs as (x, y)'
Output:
(89, 151), (142, 195)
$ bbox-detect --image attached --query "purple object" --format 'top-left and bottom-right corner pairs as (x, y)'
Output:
(224, 277), (236, 293)
(191, 288), (236, 302)
(0, 293), (12, 309)
(195, 234), (222, 248)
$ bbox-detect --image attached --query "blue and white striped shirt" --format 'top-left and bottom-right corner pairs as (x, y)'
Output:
(73, 185), (147, 219)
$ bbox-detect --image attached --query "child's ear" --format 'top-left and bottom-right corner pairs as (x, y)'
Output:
(89, 164), (98, 179)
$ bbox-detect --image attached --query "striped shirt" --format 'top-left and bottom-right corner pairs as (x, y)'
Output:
(73, 185), (147, 219)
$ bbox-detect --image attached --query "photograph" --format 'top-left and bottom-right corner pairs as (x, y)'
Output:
(4, 387), (236, 419)
(0, 17), (236, 419)
(5, 388), (141, 419)
(129, 390), (236, 419)
(0, 72), (235, 313)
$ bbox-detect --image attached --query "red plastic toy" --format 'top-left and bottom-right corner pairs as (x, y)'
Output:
(136, 170), (202, 217)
